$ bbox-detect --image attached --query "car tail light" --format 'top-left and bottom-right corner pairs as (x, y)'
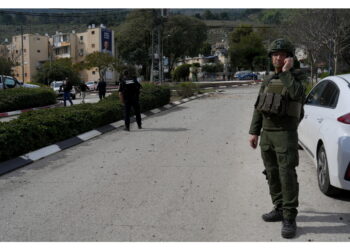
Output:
(337, 113), (350, 124)
(345, 163), (350, 181)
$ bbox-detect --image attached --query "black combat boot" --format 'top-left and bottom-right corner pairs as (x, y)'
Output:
(262, 207), (283, 222)
(124, 126), (130, 131)
(281, 219), (297, 239)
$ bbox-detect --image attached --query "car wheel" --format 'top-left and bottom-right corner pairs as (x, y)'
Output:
(317, 144), (338, 196)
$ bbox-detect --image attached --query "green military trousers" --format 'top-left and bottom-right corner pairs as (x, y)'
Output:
(260, 130), (299, 220)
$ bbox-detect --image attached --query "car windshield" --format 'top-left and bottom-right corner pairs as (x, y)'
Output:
(53, 82), (63, 87)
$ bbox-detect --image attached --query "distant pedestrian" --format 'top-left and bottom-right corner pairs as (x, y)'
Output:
(79, 82), (89, 103)
(96, 78), (107, 100)
(59, 77), (73, 107)
(118, 70), (142, 131)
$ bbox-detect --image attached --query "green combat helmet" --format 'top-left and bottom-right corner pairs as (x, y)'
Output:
(268, 38), (295, 57)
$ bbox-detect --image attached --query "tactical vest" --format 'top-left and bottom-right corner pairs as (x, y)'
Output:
(255, 78), (302, 119)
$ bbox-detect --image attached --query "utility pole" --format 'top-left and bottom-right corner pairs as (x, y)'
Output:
(21, 25), (25, 82)
(150, 9), (167, 83)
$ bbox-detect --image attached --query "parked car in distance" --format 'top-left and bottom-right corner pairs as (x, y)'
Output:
(17, 81), (40, 88)
(234, 71), (258, 80)
(298, 74), (350, 195)
(50, 81), (76, 100)
(0, 75), (20, 89)
(85, 81), (96, 90)
(1, 75), (43, 90)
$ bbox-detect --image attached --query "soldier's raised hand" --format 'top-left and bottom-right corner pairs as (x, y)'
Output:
(282, 57), (294, 72)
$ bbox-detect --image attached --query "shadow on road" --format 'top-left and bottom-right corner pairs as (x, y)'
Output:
(295, 210), (350, 238)
(330, 190), (350, 201)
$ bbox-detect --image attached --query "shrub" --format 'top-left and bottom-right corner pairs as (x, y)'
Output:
(173, 64), (191, 81)
(201, 63), (224, 73)
(176, 82), (199, 98)
(0, 88), (57, 113)
(0, 84), (170, 163)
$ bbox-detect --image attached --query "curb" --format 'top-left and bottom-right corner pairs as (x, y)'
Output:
(0, 102), (63, 118)
(0, 82), (259, 175)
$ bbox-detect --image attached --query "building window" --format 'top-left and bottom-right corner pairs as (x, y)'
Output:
(92, 71), (96, 75)
(79, 49), (84, 56)
(91, 44), (95, 48)
(24, 49), (27, 53)
(24, 73), (27, 77)
(37, 50), (41, 53)
(80, 36), (83, 40)
(16, 74), (19, 77)
(23, 36), (26, 40)
(91, 31), (95, 35)
(15, 50), (18, 54)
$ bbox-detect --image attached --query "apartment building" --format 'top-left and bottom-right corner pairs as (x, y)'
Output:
(7, 25), (116, 83)
(10, 34), (49, 83)
(52, 25), (116, 83)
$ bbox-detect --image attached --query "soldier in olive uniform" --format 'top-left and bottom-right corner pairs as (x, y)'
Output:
(248, 39), (306, 239)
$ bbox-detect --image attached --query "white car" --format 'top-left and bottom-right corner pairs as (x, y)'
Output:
(50, 81), (76, 99)
(85, 81), (96, 90)
(298, 74), (350, 195)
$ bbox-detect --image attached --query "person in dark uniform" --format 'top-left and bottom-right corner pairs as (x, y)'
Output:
(59, 77), (74, 107)
(96, 78), (107, 100)
(248, 38), (306, 239)
(118, 70), (142, 131)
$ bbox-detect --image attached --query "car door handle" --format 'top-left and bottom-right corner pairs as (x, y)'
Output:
(317, 118), (324, 123)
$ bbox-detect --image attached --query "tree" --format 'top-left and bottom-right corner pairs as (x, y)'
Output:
(194, 13), (202, 19)
(115, 9), (155, 80)
(252, 56), (269, 71)
(34, 58), (81, 85)
(201, 63), (224, 73)
(199, 42), (212, 56)
(203, 10), (216, 20)
(220, 12), (229, 20)
(228, 26), (267, 71)
(284, 9), (350, 77)
(83, 52), (118, 81)
(172, 64), (191, 81)
(115, 10), (207, 81)
(0, 57), (14, 75)
(163, 15), (207, 74)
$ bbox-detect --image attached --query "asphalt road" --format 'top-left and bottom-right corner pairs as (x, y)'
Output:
(0, 86), (349, 241)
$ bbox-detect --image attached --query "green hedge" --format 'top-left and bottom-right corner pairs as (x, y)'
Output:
(0, 88), (57, 113)
(0, 84), (170, 163)
(176, 82), (199, 98)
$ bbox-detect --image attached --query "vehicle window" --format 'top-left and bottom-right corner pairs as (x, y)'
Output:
(4, 77), (16, 88)
(318, 81), (339, 108)
(305, 81), (328, 106)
